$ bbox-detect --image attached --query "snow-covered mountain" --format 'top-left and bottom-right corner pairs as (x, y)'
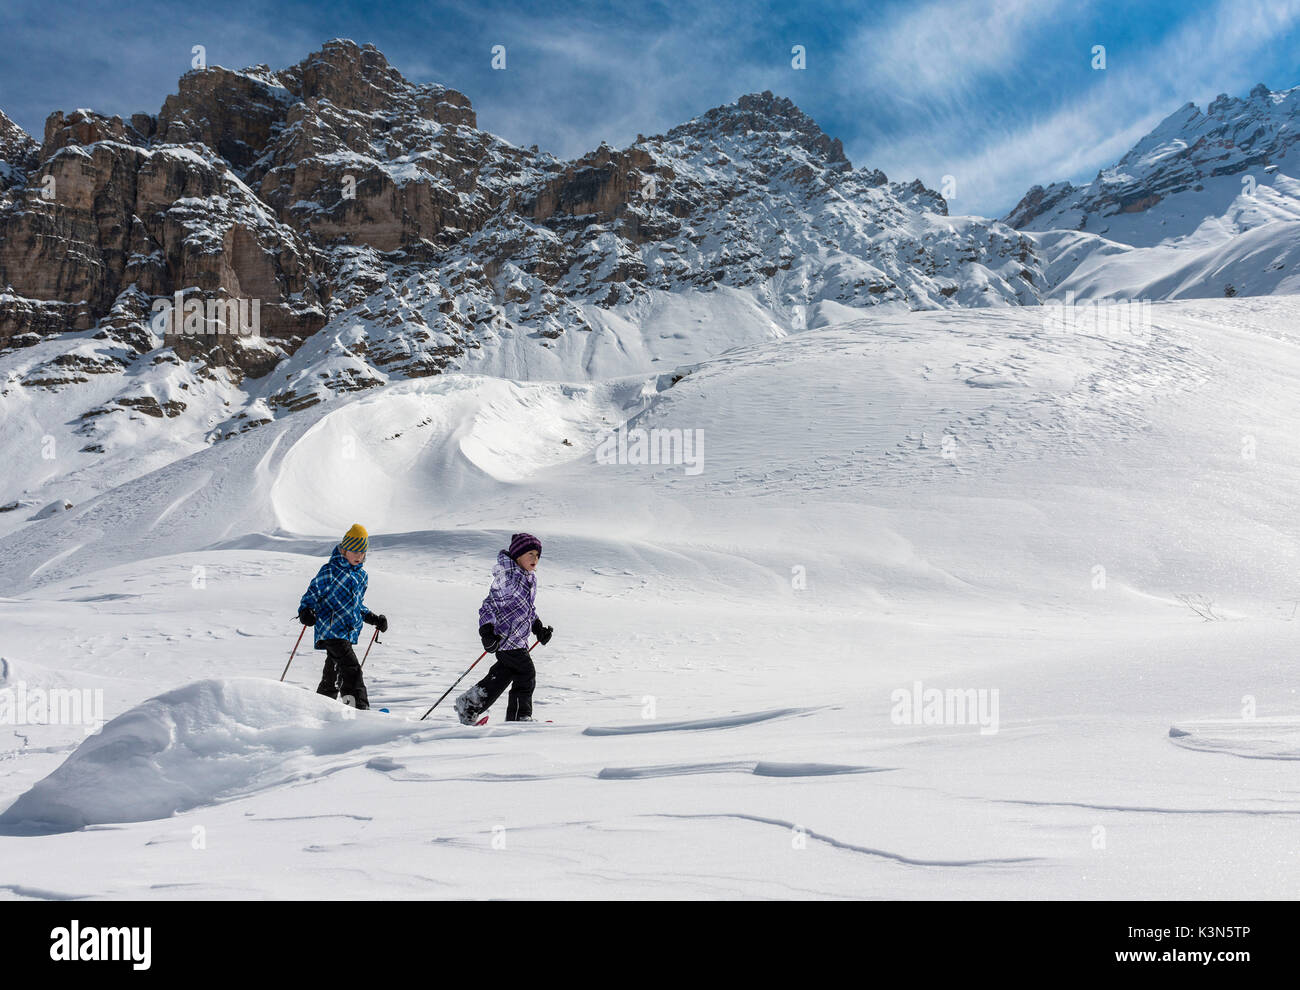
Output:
(0, 39), (1044, 510)
(4, 43), (1300, 899)
(1005, 82), (1300, 299)
(1006, 83), (1300, 240)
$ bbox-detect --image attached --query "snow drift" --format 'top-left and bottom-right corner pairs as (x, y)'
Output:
(0, 678), (430, 830)
(269, 375), (649, 534)
(1168, 717), (1300, 761)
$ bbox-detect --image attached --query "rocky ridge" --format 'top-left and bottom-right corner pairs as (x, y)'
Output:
(0, 39), (1044, 463)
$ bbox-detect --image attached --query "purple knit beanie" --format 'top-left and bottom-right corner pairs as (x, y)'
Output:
(508, 532), (542, 560)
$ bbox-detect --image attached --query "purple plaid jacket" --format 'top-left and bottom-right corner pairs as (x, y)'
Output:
(478, 550), (537, 650)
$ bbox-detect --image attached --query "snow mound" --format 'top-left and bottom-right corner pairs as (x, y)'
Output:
(1168, 717), (1300, 761)
(30, 500), (74, 521)
(0, 678), (427, 830)
(270, 375), (643, 534)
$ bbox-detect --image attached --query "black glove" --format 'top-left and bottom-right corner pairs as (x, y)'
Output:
(298, 605), (316, 626)
(479, 623), (501, 652)
(364, 611), (388, 633)
(531, 617), (553, 646)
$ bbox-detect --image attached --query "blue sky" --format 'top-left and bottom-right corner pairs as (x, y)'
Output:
(2, 0), (1297, 215)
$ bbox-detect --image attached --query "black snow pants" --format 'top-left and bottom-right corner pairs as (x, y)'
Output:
(316, 638), (370, 710)
(472, 647), (536, 721)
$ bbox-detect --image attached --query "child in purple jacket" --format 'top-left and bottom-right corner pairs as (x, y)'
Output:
(455, 533), (554, 723)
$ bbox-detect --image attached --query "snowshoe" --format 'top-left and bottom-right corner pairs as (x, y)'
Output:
(454, 687), (486, 726)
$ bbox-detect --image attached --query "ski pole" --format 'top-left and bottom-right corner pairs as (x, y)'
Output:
(360, 627), (380, 668)
(280, 625), (307, 682)
(420, 650), (487, 720)
(421, 639), (537, 721)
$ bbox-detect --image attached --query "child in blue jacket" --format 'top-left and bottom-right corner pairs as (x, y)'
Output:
(298, 523), (388, 711)
(455, 532), (554, 723)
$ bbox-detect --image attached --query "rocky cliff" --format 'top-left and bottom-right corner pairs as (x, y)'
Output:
(0, 39), (1045, 454)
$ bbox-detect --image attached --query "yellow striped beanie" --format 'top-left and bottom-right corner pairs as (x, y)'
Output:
(340, 523), (368, 554)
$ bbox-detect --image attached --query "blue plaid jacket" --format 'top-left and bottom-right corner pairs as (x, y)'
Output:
(478, 550), (537, 651)
(300, 546), (369, 647)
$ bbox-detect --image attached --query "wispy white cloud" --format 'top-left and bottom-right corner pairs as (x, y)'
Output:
(459, 2), (775, 158)
(834, 0), (1070, 104)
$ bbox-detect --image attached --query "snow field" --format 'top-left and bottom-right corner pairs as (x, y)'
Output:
(2, 297), (1300, 897)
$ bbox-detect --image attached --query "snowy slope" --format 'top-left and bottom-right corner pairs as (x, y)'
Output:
(1026, 173), (1300, 300)
(3, 297), (1300, 898)
(1007, 82), (1300, 300)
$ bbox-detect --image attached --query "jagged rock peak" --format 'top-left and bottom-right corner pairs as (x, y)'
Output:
(1208, 82), (1284, 115)
(283, 39), (409, 107)
(0, 107), (39, 182)
(664, 90), (850, 167)
(149, 39), (477, 171)
(274, 39), (474, 120)
(0, 107), (34, 150)
(1004, 80), (1300, 231)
